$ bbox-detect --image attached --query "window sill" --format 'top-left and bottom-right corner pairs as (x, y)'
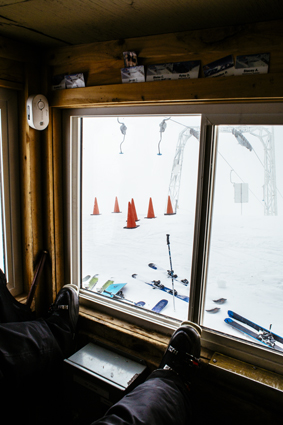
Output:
(77, 305), (283, 404)
(78, 304), (212, 370)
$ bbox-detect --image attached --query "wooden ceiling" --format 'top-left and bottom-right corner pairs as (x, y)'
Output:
(0, 0), (282, 48)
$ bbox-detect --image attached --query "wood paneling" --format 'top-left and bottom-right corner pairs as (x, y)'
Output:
(0, 35), (39, 90)
(46, 19), (283, 89)
(19, 60), (45, 310)
(0, 0), (282, 48)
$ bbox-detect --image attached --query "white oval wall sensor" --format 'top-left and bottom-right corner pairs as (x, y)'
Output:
(27, 94), (49, 130)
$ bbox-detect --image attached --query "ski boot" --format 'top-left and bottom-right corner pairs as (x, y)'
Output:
(160, 322), (201, 385)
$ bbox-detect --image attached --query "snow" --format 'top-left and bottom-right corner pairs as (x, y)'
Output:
(81, 116), (283, 352)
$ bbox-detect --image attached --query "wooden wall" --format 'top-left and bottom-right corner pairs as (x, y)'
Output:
(39, 18), (283, 303)
(0, 19), (282, 423)
(2, 18), (283, 306)
(0, 36), (48, 310)
(45, 19), (283, 108)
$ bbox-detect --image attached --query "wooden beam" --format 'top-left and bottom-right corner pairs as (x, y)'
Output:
(50, 73), (283, 108)
(42, 108), (65, 301)
(0, 78), (23, 90)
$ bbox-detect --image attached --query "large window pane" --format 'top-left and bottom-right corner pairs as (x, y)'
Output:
(81, 115), (200, 321)
(0, 111), (4, 271)
(204, 125), (283, 353)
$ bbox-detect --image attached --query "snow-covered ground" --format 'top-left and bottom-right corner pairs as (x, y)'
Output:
(82, 210), (283, 350)
(81, 116), (283, 352)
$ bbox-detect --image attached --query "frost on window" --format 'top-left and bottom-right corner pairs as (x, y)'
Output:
(81, 115), (201, 321)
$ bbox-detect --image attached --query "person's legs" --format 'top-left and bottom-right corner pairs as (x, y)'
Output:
(0, 285), (79, 381)
(0, 318), (64, 380)
(91, 324), (201, 425)
(0, 269), (34, 323)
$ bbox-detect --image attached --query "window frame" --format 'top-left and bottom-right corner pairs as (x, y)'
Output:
(0, 89), (22, 296)
(63, 102), (283, 374)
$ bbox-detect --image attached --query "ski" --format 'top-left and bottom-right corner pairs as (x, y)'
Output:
(82, 275), (91, 282)
(101, 286), (165, 312)
(105, 293), (166, 313)
(88, 275), (99, 290)
(84, 275), (168, 314)
(132, 273), (189, 303)
(206, 307), (220, 314)
(96, 279), (114, 293)
(225, 318), (283, 352)
(148, 263), (189, 286)
(103, 283), (127, 297)
(227, 310), (283, 346)
(152, 299), (168, 313)
(213, 298), (227, 304)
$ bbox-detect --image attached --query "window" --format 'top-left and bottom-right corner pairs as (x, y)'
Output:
(203, 125), (283, 353)
(0, 89), (22, 295)
(64, 103), (283, 372)
(81, 115), (200, 322)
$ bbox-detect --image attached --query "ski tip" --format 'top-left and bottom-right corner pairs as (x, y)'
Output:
(132, 274), (137, 278)
(152, 299), (168, 313)
(148, 263), (157, 269)
(225, 318), (233, 324)
(227, 310), (234, 317)
(206, 307), (220, 314)
(213, 298), (227, 304)
(82, 275), (91, 282)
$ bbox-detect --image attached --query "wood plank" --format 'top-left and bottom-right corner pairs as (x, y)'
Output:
(50, 73), (283, 108)
(19, 62), (45, 309)
(45, 19), (283, 87)
(0, 57), (24, 84)
(0, 35), (39, 62)
(0, 78), (23, 90)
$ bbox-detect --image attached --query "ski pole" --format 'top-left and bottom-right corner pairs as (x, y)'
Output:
(26, 250), (48, 308)
(166, 234), (175, 311)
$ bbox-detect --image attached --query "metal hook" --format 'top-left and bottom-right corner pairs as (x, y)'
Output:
(157, 117), (171, 155)
(117, 118), (127, 154)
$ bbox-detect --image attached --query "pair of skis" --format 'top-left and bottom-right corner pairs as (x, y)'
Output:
(82, 275), (168, 313)
(225, 310), (283, 351)
(148, 262), (189, 286)
(132, 274), (189, 303)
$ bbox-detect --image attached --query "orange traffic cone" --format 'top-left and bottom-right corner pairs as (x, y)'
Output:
(124, 202), (139, 229)
(164, 195), (175, 215)
(131, 198), (139, 221)
(113, 196), (121, 213)
(91, 197), (100, 215)
(145, 197), (156, 218)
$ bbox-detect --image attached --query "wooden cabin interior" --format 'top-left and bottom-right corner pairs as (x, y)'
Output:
(1, 1), (283, 423)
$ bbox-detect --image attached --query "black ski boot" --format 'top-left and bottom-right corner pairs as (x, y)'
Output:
(46, 285), (79, 357)
(159, 324), (201, 384)
(47, 286), (79, 335)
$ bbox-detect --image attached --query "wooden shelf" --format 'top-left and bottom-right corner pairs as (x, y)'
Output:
(50, 73), (283, 109)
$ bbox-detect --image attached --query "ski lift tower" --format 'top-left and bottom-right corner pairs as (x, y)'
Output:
(168, 127), (199, 213)
(221, 126), (277, 216)
(168, 125), (277, 216)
